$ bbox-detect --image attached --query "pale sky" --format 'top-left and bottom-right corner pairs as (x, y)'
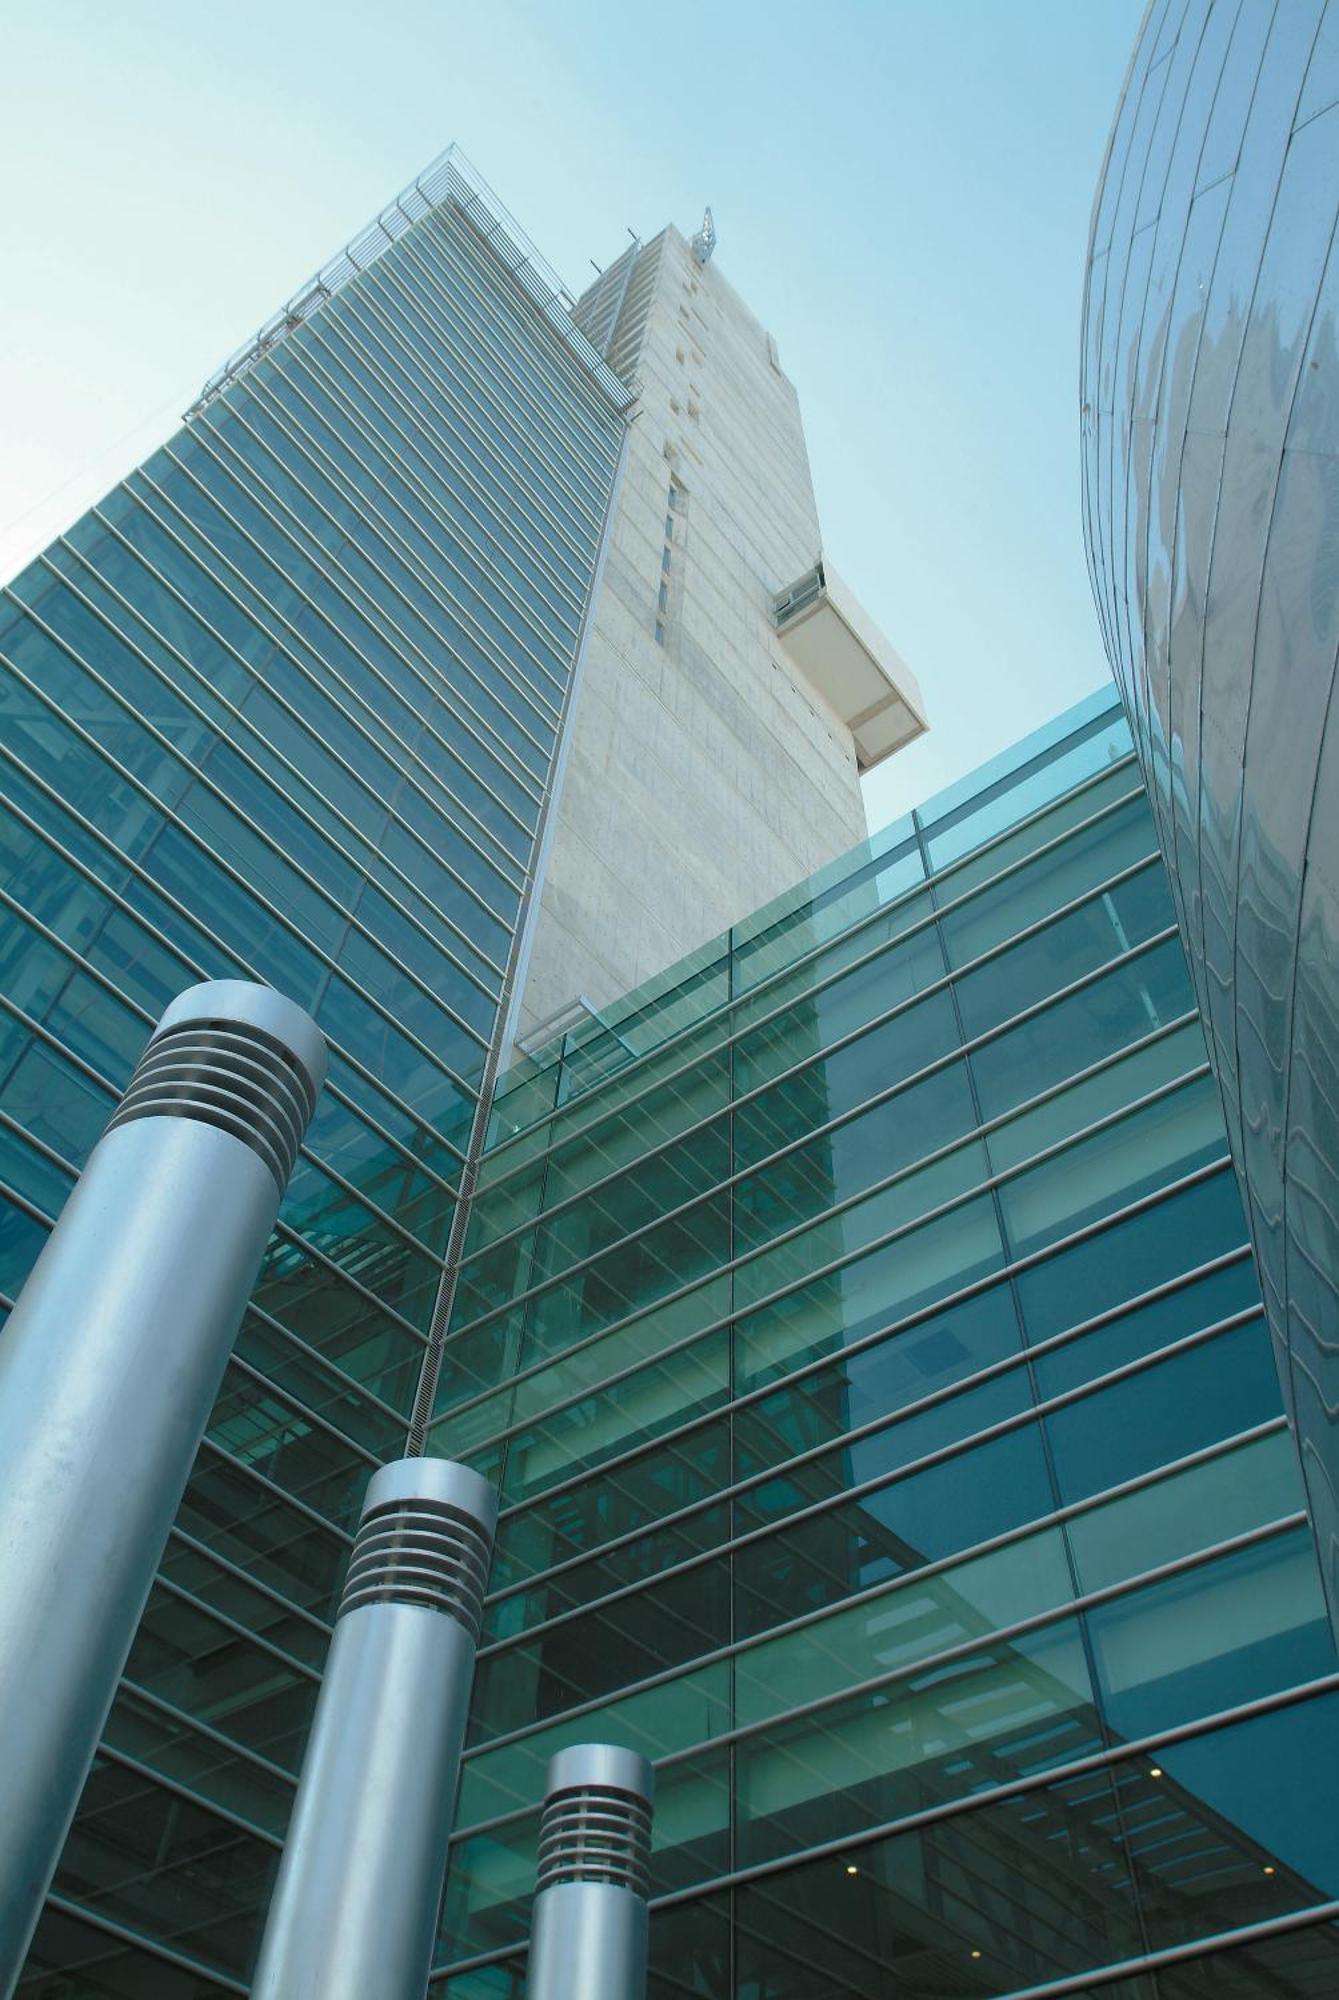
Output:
(0, 0), (1144, 832)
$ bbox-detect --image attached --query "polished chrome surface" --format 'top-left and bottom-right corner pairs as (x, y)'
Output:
(249, 1457), (497, 2000)
(0, 982), (323, 1995)
(1083, 0), (1339, 1629)
(526, 1744), (654, 2000)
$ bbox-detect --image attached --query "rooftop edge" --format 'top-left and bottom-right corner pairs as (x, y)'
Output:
(186, 143), (636, 420)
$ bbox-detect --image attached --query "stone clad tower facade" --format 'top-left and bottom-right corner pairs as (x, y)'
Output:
(510, 222), (925, 1047)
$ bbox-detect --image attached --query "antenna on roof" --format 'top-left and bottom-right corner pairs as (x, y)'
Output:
(690, 207), (717, 266)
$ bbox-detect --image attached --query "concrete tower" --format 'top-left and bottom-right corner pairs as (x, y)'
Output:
(510, 219), (925, 1047)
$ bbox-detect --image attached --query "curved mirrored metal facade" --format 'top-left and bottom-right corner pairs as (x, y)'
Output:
(1082, 2), (1339, 1629)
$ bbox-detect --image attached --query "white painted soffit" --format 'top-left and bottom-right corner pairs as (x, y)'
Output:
(773, 560), (927, 773)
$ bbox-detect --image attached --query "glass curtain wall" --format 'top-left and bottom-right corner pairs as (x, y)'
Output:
(1, 151), (629, 1995)
(426, 688), (1339, 1998)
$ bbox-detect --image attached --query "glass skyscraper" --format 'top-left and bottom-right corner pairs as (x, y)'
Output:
(3, 127), (1339, 2000)
(0, 147), (633, 1995)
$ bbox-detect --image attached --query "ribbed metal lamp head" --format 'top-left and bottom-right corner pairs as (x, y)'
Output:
(537, 1744), (655, 1897)
(107, 980), (328, 1192)
(338, 1457), (499, 1641)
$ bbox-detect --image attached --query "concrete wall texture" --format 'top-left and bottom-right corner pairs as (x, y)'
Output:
(511, 224), (869, 1045)
(1082, 0), (1339, 1632)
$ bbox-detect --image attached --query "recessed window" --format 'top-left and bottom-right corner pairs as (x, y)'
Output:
(658, 582), (668, 612)
(662, 546), (672, 572)
(665, 514), (674, 537)
(654, 619), (666, 645)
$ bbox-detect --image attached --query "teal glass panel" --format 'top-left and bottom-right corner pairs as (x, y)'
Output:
(105, 1686), (295, 1838)
(1085, 1528), (1336, 1739)
(1151, 1922), (1339, 1996)
(486, 1420), (730, 1600)
(914, 684), (1135, 869)
(51, 1752), (277, 1979)
(20, 1903), (238, 1996)
(471, 1543), (730, 1737)
(1044, 1318), (1285, 1505)
(457, 1658), (730, 1829)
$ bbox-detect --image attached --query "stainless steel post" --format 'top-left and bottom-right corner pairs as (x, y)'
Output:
(250, 1455), (497, 2000)
(525, 1744), (656, 2000)
(0, 979), (326, 1992)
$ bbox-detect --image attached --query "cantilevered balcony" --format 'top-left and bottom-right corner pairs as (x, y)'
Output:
(773, 559), (927, 771)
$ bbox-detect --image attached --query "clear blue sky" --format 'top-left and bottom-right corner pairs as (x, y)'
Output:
(0, 0), (1144, 830)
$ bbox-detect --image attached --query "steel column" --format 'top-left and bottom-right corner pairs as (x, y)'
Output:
(250, 1455), (497, 2000)
(0, 979), (325, 1992)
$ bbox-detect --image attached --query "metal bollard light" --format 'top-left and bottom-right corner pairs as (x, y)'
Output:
(525, 1744), (656, 2000)
(0, 980), (326, 1993)
(250, 1455), (498, 2000)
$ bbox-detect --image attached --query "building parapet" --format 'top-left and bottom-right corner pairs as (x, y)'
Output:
(187, 143), (636, 419)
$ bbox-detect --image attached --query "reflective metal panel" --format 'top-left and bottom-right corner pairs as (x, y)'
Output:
(1083, 1), (1339, 1640)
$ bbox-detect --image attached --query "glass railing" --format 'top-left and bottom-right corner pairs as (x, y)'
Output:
(490, 683), (1131, 1145)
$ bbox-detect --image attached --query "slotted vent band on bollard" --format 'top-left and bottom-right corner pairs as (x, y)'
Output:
(337, 1497), (492, 1639)
(536, 1784), (654, 1897)
(107, 1019), (317, 1192)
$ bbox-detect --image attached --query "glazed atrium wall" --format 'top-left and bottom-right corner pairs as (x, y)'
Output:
(426, 688), (1339, 1999)
(0, 150), (629, 1995)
